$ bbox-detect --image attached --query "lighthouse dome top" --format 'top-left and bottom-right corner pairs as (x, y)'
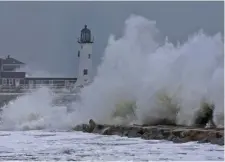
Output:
(81, 25), (90, 33)
(78, 25), (93, 43)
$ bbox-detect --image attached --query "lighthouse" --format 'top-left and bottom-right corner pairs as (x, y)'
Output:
(77, 25), (94, 86)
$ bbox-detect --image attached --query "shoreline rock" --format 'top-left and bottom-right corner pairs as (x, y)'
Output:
(72, 120), (224, 146)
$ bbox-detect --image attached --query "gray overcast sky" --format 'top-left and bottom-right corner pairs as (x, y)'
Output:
(0, 1), (223, 77)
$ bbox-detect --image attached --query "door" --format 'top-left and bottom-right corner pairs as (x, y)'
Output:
(15, 79), (20, 87)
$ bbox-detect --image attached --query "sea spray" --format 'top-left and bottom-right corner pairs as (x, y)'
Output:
(77, 15), (224, 126)
(0, 14), (223, 130)
(0, 87), (76, 130)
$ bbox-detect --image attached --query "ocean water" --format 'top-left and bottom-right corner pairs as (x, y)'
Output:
(0, 131), (224, 161)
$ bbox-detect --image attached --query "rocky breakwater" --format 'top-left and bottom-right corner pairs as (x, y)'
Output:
(73, 119), (224, 146)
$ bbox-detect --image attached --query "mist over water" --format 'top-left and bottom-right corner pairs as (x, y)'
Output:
(0, 15), (224, 130)
(0, 88), (76, 130)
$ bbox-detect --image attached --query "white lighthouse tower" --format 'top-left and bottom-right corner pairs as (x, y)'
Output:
(76, 25), (94, 87)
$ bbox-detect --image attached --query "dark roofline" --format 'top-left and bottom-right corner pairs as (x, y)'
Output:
(25, 77), (77, 80)
(0, 55), (25, 65)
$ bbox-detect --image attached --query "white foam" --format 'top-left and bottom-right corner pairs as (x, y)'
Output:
(0, 87), (76, 130)
(0, 14), (223, 130)
(0, 131), (223, 161)
(75, 15), (224, 126)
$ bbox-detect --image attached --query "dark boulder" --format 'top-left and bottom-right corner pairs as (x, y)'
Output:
(88, 119), (96, 133)
(193, 102), (216, 128)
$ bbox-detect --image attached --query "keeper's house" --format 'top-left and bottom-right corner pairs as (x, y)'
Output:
(0, 55), (77, 92)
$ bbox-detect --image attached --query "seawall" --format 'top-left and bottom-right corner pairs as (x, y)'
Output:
(73, 120), (224, 146)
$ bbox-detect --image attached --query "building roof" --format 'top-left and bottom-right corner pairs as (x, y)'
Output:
(1, 55), (25, 65)
(0, 72), (26, 78)
(81, 25), (91, 33)
(26, 77), (77, 81)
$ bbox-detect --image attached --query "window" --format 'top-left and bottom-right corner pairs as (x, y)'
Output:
(3, 65), (16, 71)
(83, 69), (88, 75)
(29, 80), (34, 85)
(36, 80), (42, 84)
(29, 80), (34, 89)
(15, 79), (20, 86)
(88, 54), (91, 59)
(42, 80), (49, 84)
(78, 51), (80, 57)
(2, 78), (7, 85)
(8, 79), (13, 85)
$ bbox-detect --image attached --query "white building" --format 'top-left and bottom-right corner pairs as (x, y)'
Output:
(76, 25), (94, 87)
